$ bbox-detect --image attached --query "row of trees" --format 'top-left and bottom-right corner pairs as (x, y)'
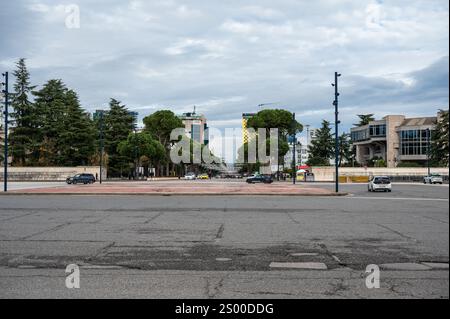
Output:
(4, 58), (218, 178)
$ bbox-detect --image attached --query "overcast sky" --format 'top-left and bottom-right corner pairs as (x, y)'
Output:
(1, 0), (448, 138)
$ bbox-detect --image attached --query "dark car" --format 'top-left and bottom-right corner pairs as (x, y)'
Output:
(246, 174), (274, 184)
(66, 173), (96, 184)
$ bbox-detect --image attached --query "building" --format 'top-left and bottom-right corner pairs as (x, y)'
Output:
(351, 114), (439, 168)
(242, 113), (256, 145)
(179, 109), (208, 145)
(283, 143), (302, 168)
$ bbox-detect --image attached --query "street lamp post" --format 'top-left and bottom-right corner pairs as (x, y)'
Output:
(332, 72), (341, 193)
(99, 111), (104, 184)
(292, 113), (296, 185)
(2, 72), (9, 192)
(426, 128), (431, 177)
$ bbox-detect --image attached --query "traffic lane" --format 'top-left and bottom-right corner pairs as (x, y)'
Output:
(300, 182), (449, 199)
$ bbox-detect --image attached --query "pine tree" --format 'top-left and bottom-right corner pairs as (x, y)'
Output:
(57, 90), (96, 166)
(307, 120), (334, 166)
(33, 79), (69, 166)
(104, 98), (135, 177)
(10, 58), (37, 166)
(431, 109), (449, 167)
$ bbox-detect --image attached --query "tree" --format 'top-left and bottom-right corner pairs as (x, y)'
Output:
(247, 109), (303, 138)
(431, 109), (449, 167)
(355, 114), (375, 127)
(246, 109), (302, 169)
(57, 90), (96, 166)
(103, 98), (136, 177)
(143, 110), (184, 176)
(33, 79), (68, 165)
(307, 120), (334, 166)
(338, 133), (355, 166)
(9, 58), (38, 166)
(117, 132), (165, 177)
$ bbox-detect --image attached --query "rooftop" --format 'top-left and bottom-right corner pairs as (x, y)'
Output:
(400, 117), (437, 127)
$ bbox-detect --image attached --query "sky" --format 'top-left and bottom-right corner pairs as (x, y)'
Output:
(0, 0), (449, 155)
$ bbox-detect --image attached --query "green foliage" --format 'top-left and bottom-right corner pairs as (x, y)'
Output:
(117, 132), (166, 167)
(143, 110), (183, 149)
(57, 90), (96, 166)
(338, 133), (355, 167)
(307, 120), (334, 166)
(367, 156), (387, 167)
(32, 79), (97, 166)
(247, 109), (303, 139)
(354, 114), (375, 127)
(103, 98), (136, 177)
(431, 109), (449, 167)
(9, 58), (38, 166)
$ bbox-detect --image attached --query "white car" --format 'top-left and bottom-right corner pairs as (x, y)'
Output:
(184, 172), (196, 180)
(423, 174), (443, 184)
(368, 176), (392, 192)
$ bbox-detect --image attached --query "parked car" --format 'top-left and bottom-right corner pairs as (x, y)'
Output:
(246, 174), (274, 184)
(198, 173), (209, 180)
(184, 172), (196, 180)
(66, 173), (96, 185)
(368, 176), (392, 192)
(423, 173), (444, 184)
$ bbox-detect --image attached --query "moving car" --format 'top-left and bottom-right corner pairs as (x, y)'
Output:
(66, 173), (96, 184)
(368, 176), (392, 192)
(198, 174), (209, 180)
(246, 174), (274, 184)
(184, 172), (196, 180)
(423, 173), (444, 184)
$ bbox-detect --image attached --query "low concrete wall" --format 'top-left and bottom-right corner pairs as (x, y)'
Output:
(0, 166), (103, 181)
(311, 166), (449, 182)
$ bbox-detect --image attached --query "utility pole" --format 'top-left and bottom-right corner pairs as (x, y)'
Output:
(99, 111), (104, 184)
(332, 72), (341, 193)
(426, 128), (431, 177)
(292, 113), (296, 185)
(2, 72), (9, 192)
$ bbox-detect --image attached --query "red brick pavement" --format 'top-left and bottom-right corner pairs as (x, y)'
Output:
(8, 181), (346, 196)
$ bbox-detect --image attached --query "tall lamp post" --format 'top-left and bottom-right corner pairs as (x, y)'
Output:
(2, 72), (9, 192)
(98, 110), (104, 184)
(332, 72), (341, 193)
(292, 113), (296, 185)
(426, 128), (431, 177)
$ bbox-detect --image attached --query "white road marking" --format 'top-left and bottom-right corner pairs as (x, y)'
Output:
(348, 196), (449, 202)
(269, 262), (328, 270)
(290, 253), (318, 257)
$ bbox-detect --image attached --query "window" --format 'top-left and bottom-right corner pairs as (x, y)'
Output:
(351, 129), (368, 142)
(191, 124), (201, 143)
(399, 129), (432, 156)
(369, 125), (386, 137)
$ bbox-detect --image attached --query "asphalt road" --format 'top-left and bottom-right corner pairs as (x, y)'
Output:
(0, 183), (448, 298)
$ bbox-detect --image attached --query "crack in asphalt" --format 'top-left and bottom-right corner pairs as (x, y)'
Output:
(375, 224), (418, 242)
(20, 222), (74, 240)
(144, 212), (164, 224)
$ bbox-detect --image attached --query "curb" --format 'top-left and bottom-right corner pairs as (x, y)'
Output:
(0, 192), (349, 197)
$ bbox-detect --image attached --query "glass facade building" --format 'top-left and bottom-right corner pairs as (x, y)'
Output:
(399, 129), (431, 156)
